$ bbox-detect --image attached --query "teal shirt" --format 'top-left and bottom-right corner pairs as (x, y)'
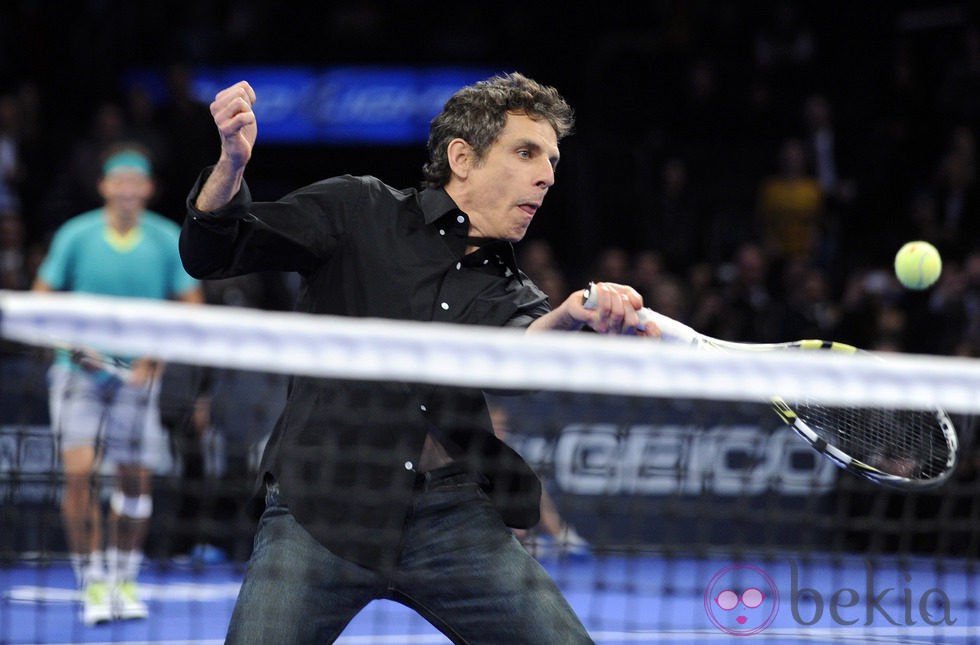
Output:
(38, 208), (197, 298)
(38, 208), (198, 369)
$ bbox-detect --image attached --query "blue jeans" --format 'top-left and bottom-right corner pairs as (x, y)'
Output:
(225, 475), (593, 644)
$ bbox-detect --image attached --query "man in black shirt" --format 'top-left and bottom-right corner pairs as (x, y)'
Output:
(180, 72), (653, 644)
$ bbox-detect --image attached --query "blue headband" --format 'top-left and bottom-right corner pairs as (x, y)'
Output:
(103, 150), (152, 177)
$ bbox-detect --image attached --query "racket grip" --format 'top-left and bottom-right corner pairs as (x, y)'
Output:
(636, 308), (701, 346)
(582, 282), (701, 346)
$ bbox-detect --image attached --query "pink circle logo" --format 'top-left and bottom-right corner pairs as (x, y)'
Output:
(704, 564), (779, 635)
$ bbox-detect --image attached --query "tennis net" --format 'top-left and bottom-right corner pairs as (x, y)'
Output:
(2, 289), (980, 644)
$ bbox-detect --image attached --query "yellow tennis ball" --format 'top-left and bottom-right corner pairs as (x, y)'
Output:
(894, 241), (942, 290)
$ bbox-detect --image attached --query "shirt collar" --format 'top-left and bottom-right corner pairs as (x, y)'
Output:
(419, 187), (459, 224)
(419, 187), (524, 284)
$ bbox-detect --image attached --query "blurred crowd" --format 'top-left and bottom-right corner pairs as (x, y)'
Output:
(0, 1), (979, 357)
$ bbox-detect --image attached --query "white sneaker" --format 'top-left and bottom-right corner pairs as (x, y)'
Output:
(112, 580), (148, 620)
(81, 581), (113, 625)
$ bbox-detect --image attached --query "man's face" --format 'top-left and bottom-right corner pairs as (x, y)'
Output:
(98, 170), (154, 217)
(462, 112), (560, 243)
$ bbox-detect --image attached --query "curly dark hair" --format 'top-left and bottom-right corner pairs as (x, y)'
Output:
(422, 72), (575, 189)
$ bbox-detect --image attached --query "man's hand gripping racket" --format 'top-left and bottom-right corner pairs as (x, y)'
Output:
(583, 282), (959, 489)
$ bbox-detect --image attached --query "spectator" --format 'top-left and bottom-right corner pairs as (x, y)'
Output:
(752, 0), (817, 102)
(592, 246), (632, 284)
(801, 93), (855, 205)
(718, 242), (778, 342)
(686, 261), (729, 339)
(775, 261), (840, 341)
(630, 249), (667, 307)
(0, 93), (22, 216)
(517, 237), (561, 282)
(647, 272), (689, 323)
(0, 213), (28, 290)
(904, 259), (970, 356)
(640, 156), (703, 274)
(835, 269), (897, 350)
(756, 136), (825, 265)
(518, 239), (571, 304)
(156, 63), (219, 220)
(961, 250), (980, 354)
(931, 125), (977, 261)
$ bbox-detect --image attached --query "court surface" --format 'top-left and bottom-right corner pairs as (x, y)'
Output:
(3, 551), (979, 644)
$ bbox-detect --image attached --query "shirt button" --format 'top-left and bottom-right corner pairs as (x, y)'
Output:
(439, 228), (446, 236)
(441, 302), (449, 310)
(456, 214), (465, 224)
(456, 262), (461, 270)
(405, 461), (414, 470)
(420, 404), (427, 412)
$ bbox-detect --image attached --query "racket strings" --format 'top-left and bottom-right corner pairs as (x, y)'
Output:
(793, 402), (952, 480)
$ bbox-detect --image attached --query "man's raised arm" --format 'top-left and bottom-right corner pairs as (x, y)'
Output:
(194, 80), (257, 213)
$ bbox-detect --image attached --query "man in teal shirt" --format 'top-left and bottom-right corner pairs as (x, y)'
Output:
(34, 143), (201, 625)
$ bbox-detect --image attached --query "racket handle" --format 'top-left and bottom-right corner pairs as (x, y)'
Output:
(582, 282), (702, 346)
(636, 308), (701, 346)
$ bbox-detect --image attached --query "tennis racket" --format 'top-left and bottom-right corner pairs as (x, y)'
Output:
(582, 283), (959, 489)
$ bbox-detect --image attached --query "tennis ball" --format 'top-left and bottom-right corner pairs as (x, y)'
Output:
(894, 241), (942, 290)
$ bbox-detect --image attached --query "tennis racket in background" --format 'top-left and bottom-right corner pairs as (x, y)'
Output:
(582, 282), (959, 490)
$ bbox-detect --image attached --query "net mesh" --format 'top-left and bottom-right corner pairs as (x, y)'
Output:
(2, 290), (980, 643)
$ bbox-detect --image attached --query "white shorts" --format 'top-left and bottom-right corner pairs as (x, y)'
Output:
(48, 364), (169, 471)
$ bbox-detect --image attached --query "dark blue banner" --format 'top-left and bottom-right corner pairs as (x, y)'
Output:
(127, 65), (495, 145)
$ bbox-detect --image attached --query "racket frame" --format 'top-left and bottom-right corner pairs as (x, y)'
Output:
(581, 282), (960, 489)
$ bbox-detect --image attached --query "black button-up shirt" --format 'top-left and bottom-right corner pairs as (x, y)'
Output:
(180, 169), (549, 571)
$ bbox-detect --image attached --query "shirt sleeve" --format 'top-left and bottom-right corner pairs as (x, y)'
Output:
(503, 277), (550, 329)
(180, 168), (359, 280)
(36, 224), (75, 290)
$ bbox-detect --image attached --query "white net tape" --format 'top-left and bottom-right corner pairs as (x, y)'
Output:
(3, 289), (980, 413)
